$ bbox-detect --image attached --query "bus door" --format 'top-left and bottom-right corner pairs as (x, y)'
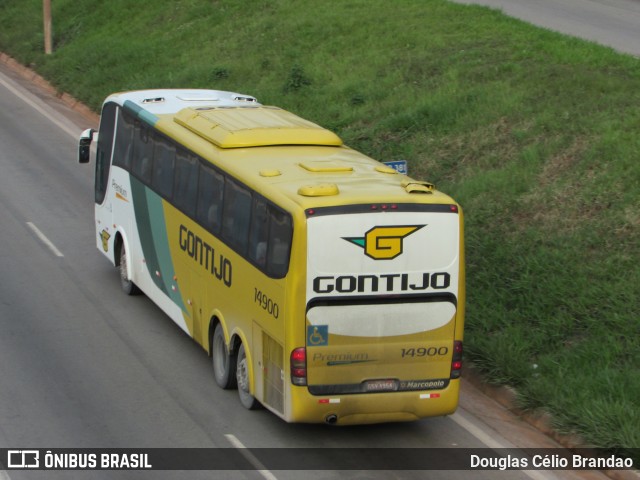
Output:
(94, 103), (118, 257)
(304, 209), (461, 396)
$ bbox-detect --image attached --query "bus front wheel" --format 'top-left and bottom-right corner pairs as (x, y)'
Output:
(236, 343), (260, 410)
(212, 323), (237, 389)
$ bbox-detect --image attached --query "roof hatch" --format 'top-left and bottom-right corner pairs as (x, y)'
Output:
(297, 184), (340, 197)
(402, 179), (435, 194)
(174, 106), (343, 148)
(299, 161), (353, 173)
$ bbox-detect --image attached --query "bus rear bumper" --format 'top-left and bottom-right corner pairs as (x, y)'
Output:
(288, 379), (460, 425)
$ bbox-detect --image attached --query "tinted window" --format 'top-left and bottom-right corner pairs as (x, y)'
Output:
(131, 122), (153, 184)
(196, 163), (224, 234)
(248, 198), (269, 267)
(173, 149), (199, 217)
(113, 108), (134, 171)
(267, 206), (292, 278)
(152, 135), (175, 199)
(222, 179), (252, 254)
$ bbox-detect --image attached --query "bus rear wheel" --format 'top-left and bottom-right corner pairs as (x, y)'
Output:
(119, 243), (140, 295)
(236, 343), (260, 410)
(212, 323), (237, 389)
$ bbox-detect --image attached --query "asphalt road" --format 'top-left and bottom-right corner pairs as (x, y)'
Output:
(0, 61), (611, 480)
(450, 0), (640, 57)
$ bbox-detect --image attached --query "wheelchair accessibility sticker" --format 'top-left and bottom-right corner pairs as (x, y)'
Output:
(308, 325), (328, 346)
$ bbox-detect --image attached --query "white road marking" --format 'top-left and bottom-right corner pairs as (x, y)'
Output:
(26, 222), (64, 257)
(224, 434), (279, 480)
(0, 71), (80, 140)
(450, 412), (507, 450)
(451, 411), (558, 480)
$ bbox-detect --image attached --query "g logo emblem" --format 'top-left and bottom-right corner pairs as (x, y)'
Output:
(344, 225), (424, 260)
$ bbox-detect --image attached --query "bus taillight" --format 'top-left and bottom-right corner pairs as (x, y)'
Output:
(450, 341), (463, 379)
(290, 347), (307, 386)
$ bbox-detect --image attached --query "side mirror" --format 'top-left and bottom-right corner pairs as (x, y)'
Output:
(78, 128), (96, 164)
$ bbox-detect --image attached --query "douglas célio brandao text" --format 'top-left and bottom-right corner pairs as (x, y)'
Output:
(470, 453), (634, 470)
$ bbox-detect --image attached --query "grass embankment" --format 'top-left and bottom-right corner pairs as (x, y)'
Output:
(2, 0), (638, 457)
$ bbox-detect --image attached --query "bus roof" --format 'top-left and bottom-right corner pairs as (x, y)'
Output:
(106, 89), (457, 210)
(174, 106), (343, 148)
(107, 89), (260, 113)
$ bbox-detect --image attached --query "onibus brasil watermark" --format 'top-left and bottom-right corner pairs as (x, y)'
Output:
(3, 448), (636, 471)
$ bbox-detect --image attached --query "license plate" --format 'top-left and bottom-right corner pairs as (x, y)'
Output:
(364, 379), (398, 392)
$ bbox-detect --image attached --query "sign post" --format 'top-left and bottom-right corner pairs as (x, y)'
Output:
(43, 0), (52, 54)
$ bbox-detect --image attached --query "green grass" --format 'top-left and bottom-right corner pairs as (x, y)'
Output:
(2, 0), (639, 459)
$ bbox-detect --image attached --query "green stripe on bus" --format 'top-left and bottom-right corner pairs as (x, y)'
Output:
(131, 176), (187, 313)
(145, 188), (187, 311)
(123, 99), (158, 126)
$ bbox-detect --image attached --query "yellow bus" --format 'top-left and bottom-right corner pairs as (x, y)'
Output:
(78, 89), (465, 425)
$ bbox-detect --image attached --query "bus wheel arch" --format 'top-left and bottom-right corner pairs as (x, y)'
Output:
(209, 317), (237, 390)
(114, 233), (139, 295)
(207, 314), (236, 355)
(236, 341), (261, 410)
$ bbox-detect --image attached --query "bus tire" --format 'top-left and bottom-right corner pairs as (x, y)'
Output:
(212, 323), (237, 389)
(119, 242), (140, 296)
(236, 342), (260, 410)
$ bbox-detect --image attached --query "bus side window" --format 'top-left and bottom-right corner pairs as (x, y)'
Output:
(196, 163), (224, 234)
(173, 149), (198, 217)
(222, 179), (252, 254)
(267, 207), (292, 278)
(112, 108), (134, 171)
(152, 135), (175, 199)
(132, 123), (153, 184)
(248, 198), (269, 267)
